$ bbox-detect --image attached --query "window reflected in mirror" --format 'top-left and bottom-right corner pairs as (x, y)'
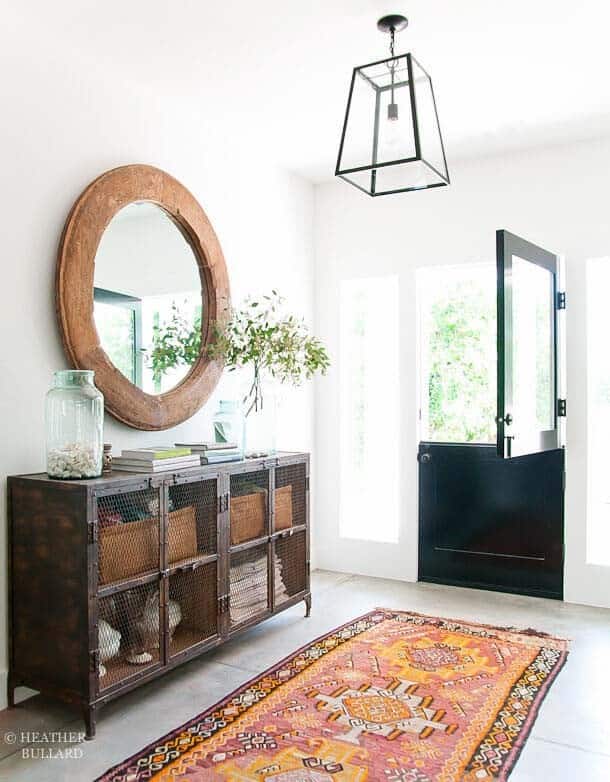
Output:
(94, 289), (141, 385)
(93, 202), (204, 395)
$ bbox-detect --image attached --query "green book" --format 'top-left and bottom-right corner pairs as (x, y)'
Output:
(121, 446), (192, 461)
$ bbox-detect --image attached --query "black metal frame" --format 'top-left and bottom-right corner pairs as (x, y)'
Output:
(496, 230), (561, 458)
(336, 52), (450, 196)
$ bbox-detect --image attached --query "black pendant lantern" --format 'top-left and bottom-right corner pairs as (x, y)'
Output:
(336, 14), (449, 196)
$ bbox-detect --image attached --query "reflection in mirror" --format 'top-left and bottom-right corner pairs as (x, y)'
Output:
(93, 202), (204, 395)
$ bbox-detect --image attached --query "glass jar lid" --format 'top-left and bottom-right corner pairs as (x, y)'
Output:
(53, 369), (95, 387)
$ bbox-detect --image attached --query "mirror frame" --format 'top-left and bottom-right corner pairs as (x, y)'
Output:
(56, 164), (230, 430)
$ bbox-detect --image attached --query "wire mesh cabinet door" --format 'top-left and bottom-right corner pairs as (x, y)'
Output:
(165, 474), (222, 660)
(96, 482), (162, 589)
(93, 480), (164, 694)
(228, 466), (272, 630)
(272, 460), (309, 609)
(97, 581), (163, 693)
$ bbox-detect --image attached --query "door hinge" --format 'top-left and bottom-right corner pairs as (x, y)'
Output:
(217, 493), (229, 513)
(305, 476), (310, 491)
(557, 399), (567, 417)
(88, 520), (98, 545)
(90, 648), (100, 674)
(556, 291), (566, 310)
(218, 595), (230, 614)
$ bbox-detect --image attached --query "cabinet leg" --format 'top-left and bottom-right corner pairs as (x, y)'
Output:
(304, 594), (312, 618)
(7, 675), (16, 708)
(83, 705), (97, 740)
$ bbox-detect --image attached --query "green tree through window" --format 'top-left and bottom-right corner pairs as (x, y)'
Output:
(420, 266), (496, 444)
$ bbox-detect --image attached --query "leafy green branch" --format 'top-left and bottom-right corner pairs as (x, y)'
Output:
(207, 291), (330, 416)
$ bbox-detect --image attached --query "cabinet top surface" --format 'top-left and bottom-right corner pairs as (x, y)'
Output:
(9, 452), (309, 486)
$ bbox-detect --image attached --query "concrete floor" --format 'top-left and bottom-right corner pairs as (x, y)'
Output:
(1, 570), (609, 781)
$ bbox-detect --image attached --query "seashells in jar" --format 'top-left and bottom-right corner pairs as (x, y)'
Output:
(47, 443), (101, 479)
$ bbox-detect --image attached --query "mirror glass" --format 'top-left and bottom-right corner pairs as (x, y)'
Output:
(93, 202), (204, 395)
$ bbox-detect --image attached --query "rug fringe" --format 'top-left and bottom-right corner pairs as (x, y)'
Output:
(374, 607), (570, 646)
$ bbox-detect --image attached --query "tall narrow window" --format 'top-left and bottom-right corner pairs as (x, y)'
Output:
(417, 264), (496, 443)
(339, 276), (399, 543)
(587, 258), (610, 566)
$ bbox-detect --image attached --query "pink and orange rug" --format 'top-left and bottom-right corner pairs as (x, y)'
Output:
(98, 609), (568, 781)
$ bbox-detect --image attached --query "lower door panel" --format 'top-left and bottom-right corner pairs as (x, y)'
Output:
(418, 443), (564, 598)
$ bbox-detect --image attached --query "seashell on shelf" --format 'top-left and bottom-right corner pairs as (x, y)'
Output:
(126, 651), (153, 665)
(98, 619), (121, 677)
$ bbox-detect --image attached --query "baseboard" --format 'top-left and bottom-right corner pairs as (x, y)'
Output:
(0, 670), (6, 710)
(313, 558), (417, 583)
(0, 670), (37, 710)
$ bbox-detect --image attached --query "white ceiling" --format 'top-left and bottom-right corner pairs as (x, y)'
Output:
(11, 0), (610, 182)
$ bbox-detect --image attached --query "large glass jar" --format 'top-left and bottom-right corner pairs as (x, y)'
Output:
(46, 370), (104, 479)
(212, 400), (245, 455)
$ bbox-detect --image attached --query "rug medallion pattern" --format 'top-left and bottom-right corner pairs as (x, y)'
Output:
(98, 610), (568, 782)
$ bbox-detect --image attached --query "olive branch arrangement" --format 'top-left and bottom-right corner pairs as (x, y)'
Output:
(207, 291), (330, 416)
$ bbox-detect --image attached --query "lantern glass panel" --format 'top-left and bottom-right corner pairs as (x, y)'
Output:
(376, 72), (416, 164)
(373, 160), (447, 195)
(412, 56), (448, 181)
(338, 168), (376, 195)
(337, 70), (378, 172)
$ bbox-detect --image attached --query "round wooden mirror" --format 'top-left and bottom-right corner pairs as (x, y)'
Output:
(57, 164), (230, 430)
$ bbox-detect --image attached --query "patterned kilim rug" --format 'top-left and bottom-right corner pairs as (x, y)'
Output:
(97, 609), (568, 782)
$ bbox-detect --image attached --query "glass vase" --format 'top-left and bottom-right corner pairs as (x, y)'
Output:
(212, 399), (245, 455)
(46, 370), (104, 479)
(244, 394), (277, 458)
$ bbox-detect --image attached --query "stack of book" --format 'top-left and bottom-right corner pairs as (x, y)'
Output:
(112, 446), (200, 473)
(229, 553), (288, 624)
(175, 442), (243, 464)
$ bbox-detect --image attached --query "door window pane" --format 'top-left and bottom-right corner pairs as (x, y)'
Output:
(339, 276), (399, 543)
(418, 264), (495, 443)
(587, 257), (610, 566)
(511, 257), (555, 434)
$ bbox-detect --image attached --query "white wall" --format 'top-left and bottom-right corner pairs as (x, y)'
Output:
(0, 29), (315, 708)
(314, 135), (610, 610)
(95, 204), (200, 298)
